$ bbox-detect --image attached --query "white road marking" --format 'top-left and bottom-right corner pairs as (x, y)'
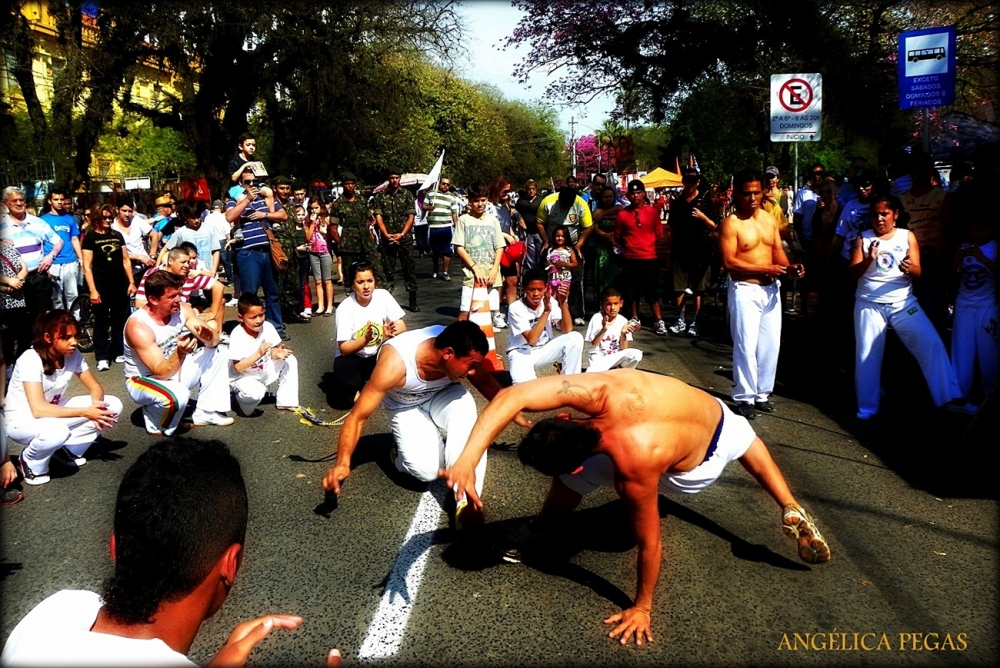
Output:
(358, 481), (448, 659)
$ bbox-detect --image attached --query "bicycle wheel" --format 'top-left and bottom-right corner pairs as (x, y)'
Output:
(71, 294), (95, 353)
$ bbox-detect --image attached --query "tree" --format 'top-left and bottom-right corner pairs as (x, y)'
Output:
(572, 135), (616, 176)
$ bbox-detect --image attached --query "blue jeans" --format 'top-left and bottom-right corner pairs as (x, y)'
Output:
(235, 248), (283, 328)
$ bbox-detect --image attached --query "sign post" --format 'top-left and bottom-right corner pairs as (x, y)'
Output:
(898, 26), (956, 154)
(771, 73), (822, 188)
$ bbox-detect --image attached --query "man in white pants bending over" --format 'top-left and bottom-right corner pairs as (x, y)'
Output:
(322, 321), (524, 529)
(505, 268), (584, 384)
(123, 270), (234, 436)
(719, 170), (805, 421)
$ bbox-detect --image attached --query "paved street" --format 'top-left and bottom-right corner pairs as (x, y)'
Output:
(2, 256), (997, 666)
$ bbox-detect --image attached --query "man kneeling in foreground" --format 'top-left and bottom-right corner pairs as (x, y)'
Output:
(1, 437), (340, 667)
(443, 369), (831, 646)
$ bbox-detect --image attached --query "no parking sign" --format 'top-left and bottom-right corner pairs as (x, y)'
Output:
(770, 73), (822, 142)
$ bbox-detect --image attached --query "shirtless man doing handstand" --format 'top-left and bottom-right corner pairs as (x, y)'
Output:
(443, 369), (830, 646)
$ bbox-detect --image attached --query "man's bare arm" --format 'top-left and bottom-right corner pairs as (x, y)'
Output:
(125, 319), (184, 380)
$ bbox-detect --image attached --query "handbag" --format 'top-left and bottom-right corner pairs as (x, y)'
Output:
(500, 240), (526, 268)
(263, 225), (289, 271)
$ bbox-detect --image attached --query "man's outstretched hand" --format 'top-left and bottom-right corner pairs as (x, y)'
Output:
(604, 607), (654, 646)
(207, 615), (303, 667)
(440, 461), (482, 511)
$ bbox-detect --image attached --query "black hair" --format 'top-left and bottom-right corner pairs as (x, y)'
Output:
(118, 199), (136, 210)
(237, 292), (263, 315)
(33, 309), (78, 375)
(467, 181), (489, 200)
(733, 169), (762, 192)
(558, 186), (577, 205)
(238, 132), (255, 146)
(433, 320), (488, 358)
(348, 261), (375, 286)
(47, 188), (67, 203)
(600, 285), (622, 301)
(178, 241), (198, 256)
(518, 418), (602, 476)
(522, 267), (547, 286)
(177, 202), (198, 220)
(144, 269), (185, 299)
(101, 438), (248, 625)
(870, 193), (910, 228)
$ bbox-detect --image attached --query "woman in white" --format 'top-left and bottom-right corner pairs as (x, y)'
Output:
(332, 261), (406, 407)
(848, 195), (961, 420)
(4, 310), (122, 485)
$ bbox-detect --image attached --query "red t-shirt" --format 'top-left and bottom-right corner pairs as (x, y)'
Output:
(613, 204), (663, 260)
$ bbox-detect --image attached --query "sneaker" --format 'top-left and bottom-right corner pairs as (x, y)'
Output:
(733, 402), (756, 420)
(18, 455), (49, 486)
(454, 499), (484, 531)
(781, 504), (831, 564)
(278, 328), (291, 341)
(191, 409), (235, 427)
(114, 355), (126, 364)
(684, 287), (694, 296)
(754, 400), (774, 413)
(299, 310), (312, 320)
(2, 486), (25, 506)
(654, 319), (668, 336)
(225, 297), (239, 307)
(52, 447), (86, 468)
(686, 321), (699, 337)
(432, 272), (438, 279)
(573, 317), (586, 326)
(96, 360), (111, 372)
(496, 523), (543, 563)
(492, 313), (507, 329)
(442, 272), (451, 282)
(668, 317), (686, 334)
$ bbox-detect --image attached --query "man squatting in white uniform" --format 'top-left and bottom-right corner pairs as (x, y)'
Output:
(323, 321), (529, 527)
(123, 270), (234, 436)
(718, 170), (806, 420)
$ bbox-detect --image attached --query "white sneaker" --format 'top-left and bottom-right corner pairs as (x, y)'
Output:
(654, 320), (668, 336)
(492, 313), (507, 329)
(573, 317), (586, 326)
(686, 321), (699, 337)
(668, 317), (686, 334)
(225, 297), (238, 307)
(442, 272), (451, 282)
(96, 360), (111, 371)
(302, 308), (312, 317)
(191, 409), (235, 427)
(114, 355), (126, 364)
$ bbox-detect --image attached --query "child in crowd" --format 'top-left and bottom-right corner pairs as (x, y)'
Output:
(951, 216), (998, 404)
(585, 286), (643, 372)
(545, 227), (577, 294)
(332, 261), (406, 408)
(3, 310), (121, 485)
(505, 268), (584, 384)
(228, 293), (299, 416)
(453, 182), (506, 329)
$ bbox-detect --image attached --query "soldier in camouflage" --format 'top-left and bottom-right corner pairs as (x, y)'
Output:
(329, 171), (385, 287)
(271, 176), (310, 322)
(373, 168), (419, 311)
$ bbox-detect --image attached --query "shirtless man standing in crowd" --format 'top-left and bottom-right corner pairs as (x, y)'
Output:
(718, 170), (805, 420)
(443, 369), (830, 646)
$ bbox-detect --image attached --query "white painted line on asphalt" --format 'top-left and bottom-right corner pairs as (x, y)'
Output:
(358, 481), (447, 659)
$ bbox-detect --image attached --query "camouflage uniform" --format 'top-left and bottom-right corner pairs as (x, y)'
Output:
(372, 187), (417, 295)
(329, 195), (385, 286)
(273, 201), (307, 315)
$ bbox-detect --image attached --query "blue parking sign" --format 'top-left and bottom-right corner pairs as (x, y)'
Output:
(898, 26), (956, 109)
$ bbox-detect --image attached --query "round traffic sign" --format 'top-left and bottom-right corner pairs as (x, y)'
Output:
(779, 78), (813, 113)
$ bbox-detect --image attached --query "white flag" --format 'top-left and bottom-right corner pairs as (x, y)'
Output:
(419, 150), (445, 192)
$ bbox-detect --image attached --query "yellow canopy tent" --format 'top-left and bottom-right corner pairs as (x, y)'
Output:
(640, 167), (683, 189)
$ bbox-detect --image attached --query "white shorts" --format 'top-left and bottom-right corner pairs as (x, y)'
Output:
(560, 398), (756, 496)
(459, 286), (500, 313)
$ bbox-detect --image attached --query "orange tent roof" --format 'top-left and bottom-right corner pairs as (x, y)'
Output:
(640, 167), (683, 189)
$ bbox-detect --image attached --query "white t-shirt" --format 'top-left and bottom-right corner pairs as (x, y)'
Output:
(334, 289), (405, 358)
(112, 219), (154, 259)
(3, 348), (87, 417)
(227, 321), (283, 382)
(956, 239), (997, 308)
(584, 313), (628, 362)
(506, 297), (562, 352)
(204, 210), (232, 244)
(166, 225), (221, 271)
(0, 590), (196, 667)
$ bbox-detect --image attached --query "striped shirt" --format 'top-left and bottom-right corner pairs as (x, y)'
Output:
(424, 191), (460, 228)
(226, 196), (283, 249)
(0, 213), (60, 272)
(136, 268), (216, 303)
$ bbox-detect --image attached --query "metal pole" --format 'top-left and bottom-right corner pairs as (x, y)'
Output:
(923, 108), (931, 154)
(793, 142), (799, 190)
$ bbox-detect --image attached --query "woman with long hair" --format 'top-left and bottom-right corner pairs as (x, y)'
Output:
(3, 310), (122, 485)
(591, 185), (625, 295)
(82, 204), (137, 371)
(305, 198), (335, 316)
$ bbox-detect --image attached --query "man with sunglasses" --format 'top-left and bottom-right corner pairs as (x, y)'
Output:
(613, 180), (666, 334)
(421, 176), (460, 281)
(225, 167), (289, 340)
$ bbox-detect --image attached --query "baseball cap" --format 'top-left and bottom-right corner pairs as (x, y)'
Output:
(627, 179), (646, 194)
(212, 199), (223, 209)
(765, 166), (780, 178)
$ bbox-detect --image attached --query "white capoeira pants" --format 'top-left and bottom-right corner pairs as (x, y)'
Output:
(5, 395), (123, 475)
(386, 383), (486, 498)
(951, 303), (999, 398)
(125, 345), (231, 436)
(854, 295), (961, 417)
(728, 280), (781, 404)
(231, 354), (299, 414)
(508, 331), (584, 384)
(586, 348), (643, 373)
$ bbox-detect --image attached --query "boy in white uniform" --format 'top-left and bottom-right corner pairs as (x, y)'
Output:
(505, 268), (584, 384)
(585, 286), (643, 372)
(228, 293), (299, 415)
